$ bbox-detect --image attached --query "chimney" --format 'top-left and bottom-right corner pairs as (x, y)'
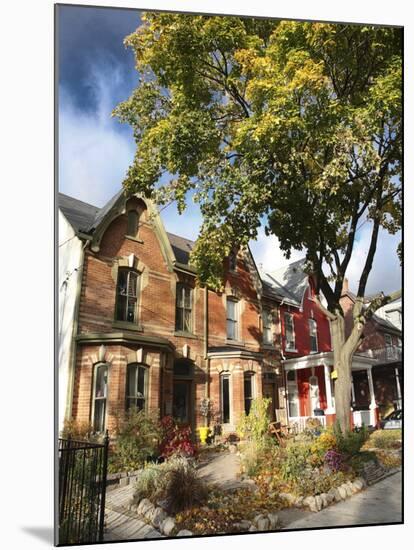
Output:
(342, 278), (349, 293)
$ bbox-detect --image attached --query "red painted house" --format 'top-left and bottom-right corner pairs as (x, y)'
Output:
(262, 260), (382, 429)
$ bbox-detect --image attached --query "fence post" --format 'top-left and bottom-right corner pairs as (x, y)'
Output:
(98, 430), (109, 542)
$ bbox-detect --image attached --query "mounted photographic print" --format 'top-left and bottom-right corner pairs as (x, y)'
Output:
(56, 3), (403, 545)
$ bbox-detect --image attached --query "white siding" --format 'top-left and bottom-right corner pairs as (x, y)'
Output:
(58, 211), (83, 430)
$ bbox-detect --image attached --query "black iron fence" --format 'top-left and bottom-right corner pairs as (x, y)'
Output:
(58, 432), (109, 545)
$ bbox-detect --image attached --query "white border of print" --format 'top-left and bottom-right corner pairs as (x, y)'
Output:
(1, 1), (412, 549)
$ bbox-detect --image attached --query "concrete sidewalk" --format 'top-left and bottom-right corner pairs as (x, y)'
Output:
(282, 470), (402, 530)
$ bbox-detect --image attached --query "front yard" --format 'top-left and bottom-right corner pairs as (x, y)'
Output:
(63, 399), (402, 538)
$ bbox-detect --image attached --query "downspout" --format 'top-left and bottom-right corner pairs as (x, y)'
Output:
(204, 286), (211, 424)
(64, 238), (90, 423)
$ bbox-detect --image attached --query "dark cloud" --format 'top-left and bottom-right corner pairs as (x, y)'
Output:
(58, 5), (141, 115)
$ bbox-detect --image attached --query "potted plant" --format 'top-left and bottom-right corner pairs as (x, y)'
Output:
(198, 398), (211, 444)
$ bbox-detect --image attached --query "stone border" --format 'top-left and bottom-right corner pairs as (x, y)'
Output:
(127, 495), (283, 536)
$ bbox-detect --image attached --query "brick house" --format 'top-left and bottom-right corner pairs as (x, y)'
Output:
(340, 284), (402, 420)
(58, 190), (285, 436)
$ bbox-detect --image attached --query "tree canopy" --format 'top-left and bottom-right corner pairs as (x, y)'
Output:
(114, 14), (402, 311)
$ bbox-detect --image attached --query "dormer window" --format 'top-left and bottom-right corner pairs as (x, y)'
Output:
(127, 210), (139, 237)
(115, 268), (139, 323)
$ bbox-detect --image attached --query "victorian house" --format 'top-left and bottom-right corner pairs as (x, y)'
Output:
(58, 190), (285, 436)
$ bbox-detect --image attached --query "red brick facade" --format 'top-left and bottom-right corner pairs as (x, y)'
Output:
(69, 195), (286, 437)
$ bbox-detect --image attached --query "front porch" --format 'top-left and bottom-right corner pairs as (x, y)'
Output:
(282, 351), (381, 431)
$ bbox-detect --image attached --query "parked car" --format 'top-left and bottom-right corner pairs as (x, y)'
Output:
(380, 409), (402, 429)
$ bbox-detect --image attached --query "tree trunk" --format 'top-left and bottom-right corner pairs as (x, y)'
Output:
(331, 315), (352, 432)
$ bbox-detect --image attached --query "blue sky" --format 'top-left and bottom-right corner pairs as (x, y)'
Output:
(58, 5), (401, 295)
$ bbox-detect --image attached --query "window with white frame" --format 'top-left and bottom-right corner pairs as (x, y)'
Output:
(116, 268), (139, 323)
(284, 313), (295, 350)
(286, 370), (299, 417)
(175, 284), (193, 332)
(92, 363), (108, 433)
(126, 363), (148, 411)
(220, 373), (230, 423)
(309, 318), (318, 352)
(263, 309), (273, 345)
(226, 298), (238, 340)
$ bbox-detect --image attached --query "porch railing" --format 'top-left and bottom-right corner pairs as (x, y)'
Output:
(288, 415), (327, 433)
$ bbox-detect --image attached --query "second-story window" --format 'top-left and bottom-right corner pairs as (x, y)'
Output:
(263, 309), (273, 345)
(226, 298), (238, 340)
(176, 284), (192, 332)
(116, 269), (139, 323)
(284, 313), (296, 350)
(309, 318), (318, 352)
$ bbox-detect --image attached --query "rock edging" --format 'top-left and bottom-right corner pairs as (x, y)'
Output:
(279, 477), (367, 513)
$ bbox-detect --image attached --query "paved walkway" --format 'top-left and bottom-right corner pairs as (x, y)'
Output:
(197, 450), (254, 491)
(104, 485), (161, 541)
(282, 470), (402, 530)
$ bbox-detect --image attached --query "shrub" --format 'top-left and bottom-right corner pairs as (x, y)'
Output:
(365, 429), (402, 449)
(311, 431), (337, 457)
(281, 442), (313, 482)
(112, 409), (161, 471)
(134, 458), (208, 514)
(334, 423), (369, 456)
(295, 468), (349, 497)
(159, 416), (196, 459)
(237, 397), (272, 442)
(240, 435), (276, 477)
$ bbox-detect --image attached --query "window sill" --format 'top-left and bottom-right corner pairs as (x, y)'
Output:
(112, 321), (143, 332)
(225, 339), (245, 347)
(125, 235), (144, 244)
(285, 348), (298, 353)
(174, 331), (198, 340)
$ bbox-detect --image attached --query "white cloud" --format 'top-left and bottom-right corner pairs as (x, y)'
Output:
(59, 62), (135, 207)
(249, 226), (304, 272)
(345, 224), (401, 295)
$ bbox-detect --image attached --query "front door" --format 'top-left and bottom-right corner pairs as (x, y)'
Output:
(173, 380), (192, 425)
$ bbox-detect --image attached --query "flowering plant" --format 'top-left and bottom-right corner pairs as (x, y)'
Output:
(324, 449), (344, 472)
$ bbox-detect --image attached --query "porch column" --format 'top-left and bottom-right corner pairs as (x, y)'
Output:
(324, 364), (335, 413)
(351, 374), (356, 405)
(366, 367), (377, 426)
(395, 366), (402, 408)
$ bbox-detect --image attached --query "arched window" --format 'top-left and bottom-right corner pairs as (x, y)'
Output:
(126, 363), (148, 411)
(115, 268), (139, 323)
(92, 363), (108, 433)
(127, 210), (139, 237)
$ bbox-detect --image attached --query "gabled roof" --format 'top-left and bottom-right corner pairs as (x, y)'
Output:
(58, 191), (196, 267)
(262, 258), (309, 306)
(58, 193), (100, 232)
(167, 232), (195, 266)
